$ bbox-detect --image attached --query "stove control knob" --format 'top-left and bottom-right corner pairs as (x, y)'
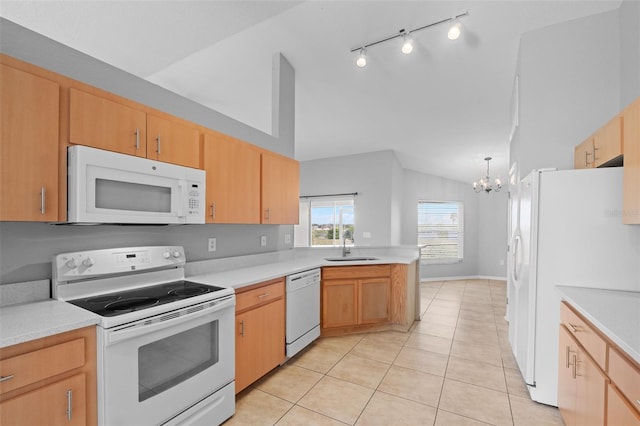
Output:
(66, 258), (79, 269)
(163, 252), (171, 259)
(173, 251), (181, 258)
(82, 257), (95, 267)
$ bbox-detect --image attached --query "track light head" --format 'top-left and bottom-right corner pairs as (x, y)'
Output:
(448, 19), (462, 40)
(356, 48), (367, 68)
(401, 33), (413, 54)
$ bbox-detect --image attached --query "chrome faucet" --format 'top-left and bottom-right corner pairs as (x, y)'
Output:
(342, 230), (353, 257)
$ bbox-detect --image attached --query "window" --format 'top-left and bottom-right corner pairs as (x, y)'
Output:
(417, 201), (463, 263)
(295, 196), (354, 247)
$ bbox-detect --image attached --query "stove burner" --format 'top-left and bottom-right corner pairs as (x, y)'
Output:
(168, 287), (207, 297)
(85, 294), (121, 304)
(105, 297), (159, 312)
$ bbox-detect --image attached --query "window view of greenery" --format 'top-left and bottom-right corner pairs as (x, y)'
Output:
(310, 201), (354, 246)
(418, 201), (463, 261)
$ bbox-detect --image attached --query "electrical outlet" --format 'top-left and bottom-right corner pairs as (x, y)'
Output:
(260, 235), (267, 247)
(284, 234), (291, 244)
(208, 238), (217, 252)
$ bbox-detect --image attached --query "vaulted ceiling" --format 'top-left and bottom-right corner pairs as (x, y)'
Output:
(1, 1), (622, 183)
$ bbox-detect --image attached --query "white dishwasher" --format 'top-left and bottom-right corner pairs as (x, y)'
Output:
(286, 268), (321, 357)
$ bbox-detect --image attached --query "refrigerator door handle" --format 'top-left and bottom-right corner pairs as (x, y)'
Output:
(512, 235), (520, 282)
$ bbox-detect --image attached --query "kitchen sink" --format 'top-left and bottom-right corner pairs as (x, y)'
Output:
(324, 257), (379, 262)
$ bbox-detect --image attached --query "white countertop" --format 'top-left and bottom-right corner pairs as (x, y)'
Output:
(0, 299), (100, 348)
(557, 286), (640, 364)
(186, 248), (419, 289)
(1, 247), (420, 349)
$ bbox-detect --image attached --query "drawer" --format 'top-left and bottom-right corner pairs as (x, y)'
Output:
(560, 302), (607, 370)
(236, 278), (285, 313)
(607, 383), (640, 425)
(0, 338), (85, 395)
(322, 264), (391, 280)
(609, 346), (640, 414)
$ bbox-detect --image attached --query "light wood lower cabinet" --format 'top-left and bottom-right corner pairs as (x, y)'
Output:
(322, 265), (391, 333)
(235, 278), (285, 393)
(0, 326), (96, 426)
(559, 301), (640, 426)
(557, 325), (607, 426)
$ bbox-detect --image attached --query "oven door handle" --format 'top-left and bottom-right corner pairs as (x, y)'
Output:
(105, 296), (234, 346)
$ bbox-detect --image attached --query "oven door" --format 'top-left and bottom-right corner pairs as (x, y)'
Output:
(98, 296), (235, 426)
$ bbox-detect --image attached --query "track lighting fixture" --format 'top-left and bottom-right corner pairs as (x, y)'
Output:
(448, 19), (462, 40)
(356, 48), (367, 68)
(401, 33), (414, 54)
(351, 11), (468, 68)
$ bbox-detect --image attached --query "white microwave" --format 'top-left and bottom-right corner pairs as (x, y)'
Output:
(67, 146), (205, 224)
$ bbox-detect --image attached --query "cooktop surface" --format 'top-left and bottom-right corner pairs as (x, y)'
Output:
(68, 281), (226, 317)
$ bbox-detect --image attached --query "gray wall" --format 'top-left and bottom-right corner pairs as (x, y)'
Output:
(300, 151), (508, 280)
(619, 0), (640, 109)
(299, 150), (397, 247)
(401, 170), (481, 279)
(0, 19), (296, 285)
(477, 190), (508, 278)
(511, 9), (622, 178)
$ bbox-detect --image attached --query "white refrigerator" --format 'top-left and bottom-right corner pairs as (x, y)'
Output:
(507, 167), (640, 407)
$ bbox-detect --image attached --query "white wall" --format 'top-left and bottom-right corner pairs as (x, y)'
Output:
(511, 9), (621, 178)
(619, 0), (640, 108)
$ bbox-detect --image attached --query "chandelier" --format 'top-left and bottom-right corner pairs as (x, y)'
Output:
(473, 157), (502, 193)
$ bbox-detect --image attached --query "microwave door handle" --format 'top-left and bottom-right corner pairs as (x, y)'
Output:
(177, 180), (186, 218)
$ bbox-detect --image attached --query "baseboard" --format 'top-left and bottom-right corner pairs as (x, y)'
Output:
(420, 275), (507, 283)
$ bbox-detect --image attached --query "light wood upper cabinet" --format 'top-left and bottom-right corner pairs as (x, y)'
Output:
(593, 115), (623, 167)
(1, 64), (60, 221)
(202, 132), (261, 224)
(622, 97), (640, 225)
(234, 278), (285, 393)
(261, 151), (300, 224)
(574, 138), (594, 169)
(69, 88), (147, 157)
(146, 114), (200, 169)
(0, 327), (97, 426)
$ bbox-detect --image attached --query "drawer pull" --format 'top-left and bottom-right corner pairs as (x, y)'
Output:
(568, 323), (579, 333)
(257, 293), (270, 299)
(0, 374), (14, 383)
(66, 389), (72, 421)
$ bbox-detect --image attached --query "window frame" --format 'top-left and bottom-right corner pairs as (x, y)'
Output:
(417, 200), (464, 264)
(294, 195), (355, 248)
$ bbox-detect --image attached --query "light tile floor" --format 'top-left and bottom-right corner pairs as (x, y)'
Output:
(224, 279), (564, 426)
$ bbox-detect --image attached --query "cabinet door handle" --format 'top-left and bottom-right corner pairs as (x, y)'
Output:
(66, 389), (73, 421)
(40, 187), (46, 215)
(568, 323), (579, 333)
(584, 151), (592, 166)
(571, 353), (577, 379)
(239, 320), (245, 337)
(0, 375), (14, 383)
(264, 208), (270, 223)
(156, 135), (161, 155)
(565, 346), (574, 368)
(210, 203), (216, 219)
(134, 128), (140, 150)
(257, 293), (270, 299)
